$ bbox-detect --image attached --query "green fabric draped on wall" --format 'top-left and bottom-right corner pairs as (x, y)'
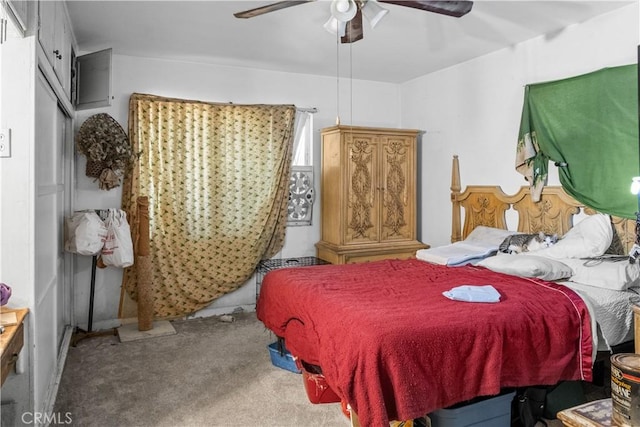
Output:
(517, 64), (639, 219)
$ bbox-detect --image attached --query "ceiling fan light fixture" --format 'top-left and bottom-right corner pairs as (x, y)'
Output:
(361, 0), (388, 29)
(330, 0), (357, 22)
(324, 16), (348, 37)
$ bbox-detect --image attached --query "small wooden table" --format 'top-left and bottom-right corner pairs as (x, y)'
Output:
(557, 398), (612, 427)
(0, 307), (28, 387)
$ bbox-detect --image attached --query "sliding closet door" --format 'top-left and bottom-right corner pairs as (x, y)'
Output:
(34, 71), (71, 413)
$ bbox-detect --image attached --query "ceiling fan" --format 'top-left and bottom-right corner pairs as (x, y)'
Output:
(234, 0), (473, 44)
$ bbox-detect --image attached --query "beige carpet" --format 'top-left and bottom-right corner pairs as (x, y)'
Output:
(54, 311), (348, 427)
(53, 311), (608, 427)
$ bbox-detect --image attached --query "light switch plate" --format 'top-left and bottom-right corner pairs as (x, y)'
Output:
(0, 128), (11, 158)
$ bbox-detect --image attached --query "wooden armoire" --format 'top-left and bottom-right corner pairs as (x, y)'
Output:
(316, 125), (428, 264)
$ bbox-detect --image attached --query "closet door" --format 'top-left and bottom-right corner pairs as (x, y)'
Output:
(34, 71), (69, 411)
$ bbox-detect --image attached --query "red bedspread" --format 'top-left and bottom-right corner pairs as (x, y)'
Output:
(257, 259), (592, 427)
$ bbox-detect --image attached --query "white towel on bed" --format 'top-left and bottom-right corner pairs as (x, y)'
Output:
(443, 285), (501, 303)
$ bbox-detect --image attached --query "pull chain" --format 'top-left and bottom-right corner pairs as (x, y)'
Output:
(335, 32), (340, 125)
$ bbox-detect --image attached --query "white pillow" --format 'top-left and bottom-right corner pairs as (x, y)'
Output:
(465, 226), (518, 247)
(478, 254), (574, 281)
(560, 258), (640, 291)
(532, 214), (613, 259)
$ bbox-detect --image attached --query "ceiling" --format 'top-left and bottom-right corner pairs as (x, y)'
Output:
(66, 1), (634, 84)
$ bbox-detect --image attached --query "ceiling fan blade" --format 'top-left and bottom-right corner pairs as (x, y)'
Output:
(341, 9), (364, 43)
(378, 1), (473, 18)
(234, 0), (315, 19)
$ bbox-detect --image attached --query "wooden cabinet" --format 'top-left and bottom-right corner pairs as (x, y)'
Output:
(1, 308), (28, 387)
(316, 125), (428, 264)
(38, 1), (73, 100)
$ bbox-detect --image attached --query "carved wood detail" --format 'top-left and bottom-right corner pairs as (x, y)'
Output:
(451, 155), (637, 254)
(382, 139), (407, 236)
(348, 138), (374, 239)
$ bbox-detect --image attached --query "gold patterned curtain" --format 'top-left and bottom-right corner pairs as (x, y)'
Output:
(121, 93), (295, 317)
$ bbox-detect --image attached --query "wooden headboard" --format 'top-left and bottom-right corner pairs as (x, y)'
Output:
(450, 155), (637, 254)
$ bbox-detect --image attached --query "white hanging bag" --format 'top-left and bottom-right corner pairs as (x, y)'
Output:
(65, 211), (108, 256)
(101, 209), (134, 268)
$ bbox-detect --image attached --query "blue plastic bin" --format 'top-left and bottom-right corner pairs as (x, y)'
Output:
(267, 342), (301, 374)
(429, 391), (515, 427)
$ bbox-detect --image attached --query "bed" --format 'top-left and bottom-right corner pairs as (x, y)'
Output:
(256, 155), (640, 426)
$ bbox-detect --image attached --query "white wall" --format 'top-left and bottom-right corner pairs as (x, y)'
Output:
(401, 3), (639, 248)
(0, 31), (36, 420)
(75, 55), (401, 328)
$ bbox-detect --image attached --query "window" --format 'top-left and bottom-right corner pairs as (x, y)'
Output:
(288, 110), (315, 226)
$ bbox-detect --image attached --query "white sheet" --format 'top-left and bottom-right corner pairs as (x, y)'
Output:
(559, 280), (640, 352)
(556, 257), (640, 291)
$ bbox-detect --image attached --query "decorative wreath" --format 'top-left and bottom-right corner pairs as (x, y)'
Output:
(76, 113), (137, 190)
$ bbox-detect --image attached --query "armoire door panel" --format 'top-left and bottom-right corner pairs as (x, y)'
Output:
(380, 136), (413, 242)
(345, 134), (378, 244)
